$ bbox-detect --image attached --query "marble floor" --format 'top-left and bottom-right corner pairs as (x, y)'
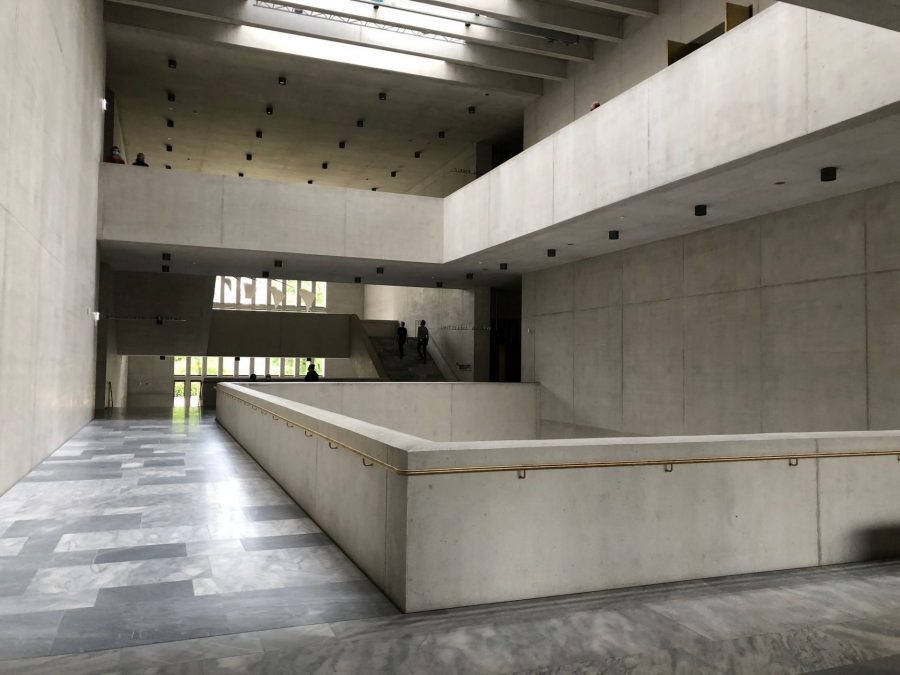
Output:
(2, 411), (900, 674)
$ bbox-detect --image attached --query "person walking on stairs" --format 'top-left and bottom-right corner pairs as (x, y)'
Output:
(416, 320), (429, 364)
(397, 321), (408, 358)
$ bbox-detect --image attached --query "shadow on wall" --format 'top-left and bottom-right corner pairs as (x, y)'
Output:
(855, 526), (900, 560)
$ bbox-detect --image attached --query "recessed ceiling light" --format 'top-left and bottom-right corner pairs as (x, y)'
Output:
(371, 187), (378, 191)
(246, 153), (252, 161)
(466, 272), (474, 280)
(438, 130), (445, 139)
(166, 119), (174, 128)
(414, 151), (421, 158)
(308, 179), (313, 184)
(436, 281), (443, 288)
(162, 265), (170, 273)
(820, 166), (837, 182)
(162, 253), (171, 261)
(468, 105), (476, 114)
(376, 267), (384, 274)
(547, 248), (556, 257)
(499, 262), (508, 270)
(256, 129), (263, 139)
(390, 170), (397, 177)
(168, 58), (177, 69)
(322, 162), (328, 170)
(266, 104), (273, 115)
(274, 260), (283, 268)
(167, 92), (175, 102)
(238, 172), (244, 177)
(608, 230), (620, 240)
(694, 204), (708, 217)
(262, 271), (269, 278)
(339, 140), (346, 149)
(567, 243), (574, 246)
(775, 181), (786, 185)
(356, 119), (364, 127)
(278, 75), (286, 85)
(165, 144), (172, 152)
(165, 165), (172, 170)
(378, 92), (387, 100)
(354, 276), (362, 283)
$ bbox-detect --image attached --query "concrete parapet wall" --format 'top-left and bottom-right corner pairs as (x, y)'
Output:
(217, 383), (900, 612)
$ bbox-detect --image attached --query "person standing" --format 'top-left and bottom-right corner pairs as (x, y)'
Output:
(416, 320), (429, 364)
(104, 146), (125, 164)
(132, 152), (149, 167)
(397, 321), (408, 358)
(304, 362), (319, 381)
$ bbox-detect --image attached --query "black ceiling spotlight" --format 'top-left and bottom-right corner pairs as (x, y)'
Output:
(168, 58), (177, 69)
(547, 248), (556, 257)
(338, 140), (346, 149)
(162, 265), (170, 273)
(438, 130), (445, 139)
(436, 281), (443, 288)
(376, 266), (384, 274)
(166, 118), (174, 128)
(165, 165), (172, 170)
(266, 104), (273, 115)
(356, 119), (364, 127)
(156, 318), (163, 325)
(468, 105), (476, 114)
(256, 129), (263, 139)
(465, 21), (470, 27)
(775, 181), (787, 185)
(354, 276), (362, 283)
(466, 272), (474, 280)
(390, 170), (397, 178)
(262, 270), (269, 278)
(821, 166), (838, 182)
(167, 91), (175, 102)
(238, 172), (244, 177)
(165, 144), (172, 152)
(371, 187), (378, 191)
(162, 252), (171, 261)
(278, 75), (287, 86)
(499, 262), (508, 270)
(274, 259), (283, 268)
(694, 204), (708, 217)
(307, 179), (313, 184)
(414, 151), (421, 158)
(321, 162), (328, 170)
(378, 92), (387, 101)
(246, 153), (253, 161)
(608, 229), (620, 240)
(159, 355), (166, 360)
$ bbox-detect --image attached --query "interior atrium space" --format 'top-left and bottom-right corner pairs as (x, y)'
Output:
(3, 0), (900, 673)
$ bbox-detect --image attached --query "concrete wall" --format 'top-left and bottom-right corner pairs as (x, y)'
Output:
(523, 0), (777, 147)
(99, 165), (443, 264)
(252, 381), (539, 441)
(126, 355), (173, 409)
(0, 0), (105, 495)
(523, 182), (900, 436)
(363, 285), (491, 381)
(324, 282), (364, 316)
(218, 384), (900, 612)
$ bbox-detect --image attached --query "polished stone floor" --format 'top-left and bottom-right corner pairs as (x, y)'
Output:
(2, 411), (900, 674)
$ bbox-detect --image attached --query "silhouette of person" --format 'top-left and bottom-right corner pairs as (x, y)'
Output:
(304, 363), (319, 381)
(104, 146), (125, 164)
(416, 320), (429, 364)
(249, 373), (257, 382)
(132, 152), (149, 167)
(397, 321), (408, 358)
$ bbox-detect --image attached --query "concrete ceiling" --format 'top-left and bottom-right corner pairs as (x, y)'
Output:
(104, 21), (533, 193)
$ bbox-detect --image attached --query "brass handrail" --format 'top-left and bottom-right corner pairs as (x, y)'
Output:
(219, 388), (900, 477)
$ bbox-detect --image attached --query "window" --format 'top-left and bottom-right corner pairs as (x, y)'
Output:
(284, 357), (296, 377)
(206, 358), (219, 376)
(174, 356), (187, 376)
(190, 357), (203, 376)
(238, 357), (250, 376)
(221, 357), (235, 376)
(212, 276), (326, 311)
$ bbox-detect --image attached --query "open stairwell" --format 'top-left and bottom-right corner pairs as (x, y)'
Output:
(367, 336), (446, 382)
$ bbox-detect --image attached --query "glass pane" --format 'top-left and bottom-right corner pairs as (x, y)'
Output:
(239, 277), (254, 305)
(189, 382), (200, 407)
(284, 357), (296, 377)
(315, 281), (327, 308)
(303, 357), (324, 378)
(190, 357), (202, 376)
(174, 356), (187, 376)
(286, 280), (297, 307)
(238, 357), (250, 376)
(223, 276), (237, 304)
(173, 381), (185, 408)
(213, 276), (222, 304)
(299, 280), (313, 309)
(206, 358), (219, 375)
(221, 357), (234, 376)
(269, 279), (285, 308)
(269, 357), (281, 377)
(255, 279), (267, 306)
(253, 357), (266, 377)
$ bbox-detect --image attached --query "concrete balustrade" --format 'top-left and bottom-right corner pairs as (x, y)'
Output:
(218, 382), (900, 612)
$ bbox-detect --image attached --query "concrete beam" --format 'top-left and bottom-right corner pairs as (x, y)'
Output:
(412, 0), (624, 41)
(103, 3), (544, 95)
(559, 0), (658, 17)
(779, 0), (900, 32)
(105, 0), (569, 79)
(227, 0), (591, 61)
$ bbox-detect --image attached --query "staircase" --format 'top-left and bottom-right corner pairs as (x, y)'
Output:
(368, 337), (446, 382)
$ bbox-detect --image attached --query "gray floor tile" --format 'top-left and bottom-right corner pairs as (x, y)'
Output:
(242, 504), (309, 521)
(240, 533), (330, 552)
(93, 543), (188, 564)
(95, 580), (196, 607)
